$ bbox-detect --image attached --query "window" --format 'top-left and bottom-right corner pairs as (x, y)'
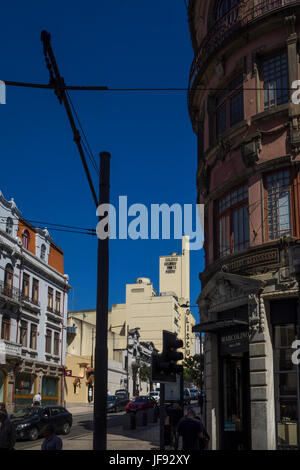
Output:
(55, 292), (61, 315)
(32, 279), (39, 305)
(40, 244), (46, 261)
(30, 324), (37, 350)
(42, 377), (58, 398)
(20, 320), (28, 348)
(4, 264), (14, 298)
(216, 76), (244, 137)
(22, 230), (30, 250)
(22, 273), (30, 300)
(45, 329), (52, 354)
(6, 218), (13, 235)
(48, 287), (53, 312)
(15, 373), (34, 395)
(274, 324), (298, 448)
(215, 0), (240, 20)
(265, 170), (292, 240)
(217, 185), (249, 257)
(54, 332), (60, 356)
(1, 315), (10, 341)
(263, 52), (288, 110)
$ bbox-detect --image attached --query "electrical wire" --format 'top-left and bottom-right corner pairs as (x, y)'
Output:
(66, 90), (99, 176)
(3, 80), (300, 93)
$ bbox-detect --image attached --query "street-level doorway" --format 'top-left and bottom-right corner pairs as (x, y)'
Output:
(219, 328), (251, 450)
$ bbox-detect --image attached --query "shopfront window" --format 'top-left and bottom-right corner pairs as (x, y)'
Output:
(42, 377), (58, 397)
(15, 373), (34, 396)
(223, 357), (243, 432)
(274, 324), (298, 448)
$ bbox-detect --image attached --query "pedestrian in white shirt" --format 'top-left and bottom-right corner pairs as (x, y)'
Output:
(33, 393), (42, 406)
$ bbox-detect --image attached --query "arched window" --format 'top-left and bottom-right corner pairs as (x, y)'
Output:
(40, 244), (46, 261)
(216, 0), (240, 20)
(4, 264), (14, 297)
(22, 230), (30, 250)
(6, 218), (13, 236)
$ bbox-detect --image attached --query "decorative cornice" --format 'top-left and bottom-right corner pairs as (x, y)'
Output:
(0, 191), (21, 217)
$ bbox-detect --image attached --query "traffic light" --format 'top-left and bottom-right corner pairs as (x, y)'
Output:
(151, 331), (184, 383)
(163, 331), (183, 379)
(151, 352), (171, 383)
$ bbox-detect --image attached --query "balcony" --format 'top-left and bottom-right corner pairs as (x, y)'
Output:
(188, 0), (300, 100)
(21, 295), (40, 313)
(0, 281), (21, 306)
(0, 340), (22, 360)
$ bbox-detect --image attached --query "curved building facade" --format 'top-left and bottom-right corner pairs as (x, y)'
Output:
(189, 0), (300, 449)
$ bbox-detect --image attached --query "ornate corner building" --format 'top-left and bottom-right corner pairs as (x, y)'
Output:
(188, 0), (300, 450)
(0, 191), (70, 413)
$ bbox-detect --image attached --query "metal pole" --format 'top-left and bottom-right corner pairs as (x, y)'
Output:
(93, 151), (111, 451)
(127, 326), (130, 398)
(296, 273), (300, 449)
(159, 383), (165, 451)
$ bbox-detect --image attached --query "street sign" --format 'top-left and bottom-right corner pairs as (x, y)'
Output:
(65, 370), (72, 377)
(165, 374), (181, 401)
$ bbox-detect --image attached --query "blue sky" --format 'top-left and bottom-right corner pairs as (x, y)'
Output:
(0, 0), (204, 323)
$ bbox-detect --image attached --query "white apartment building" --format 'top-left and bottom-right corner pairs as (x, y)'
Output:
(0, 191), (70, 412)
(109, 237), (196, 355)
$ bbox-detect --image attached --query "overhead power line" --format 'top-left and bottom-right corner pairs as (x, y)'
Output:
(4, 80), (300, 93)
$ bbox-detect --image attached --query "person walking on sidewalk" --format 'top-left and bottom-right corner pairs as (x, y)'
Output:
(41, 424), (63, 450)
(0, 410), (16, 450)
(167, 401), (183, 450)
(0, 404), (10, 420)
(32, 392), (42, 407)
(176, 407), (204, 451)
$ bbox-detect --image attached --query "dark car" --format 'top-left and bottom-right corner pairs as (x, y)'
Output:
(115, 389), (129, 400)
(11, 405), (73, 441)
(125, 396), (157, 413)
(107, 395), (129, 413)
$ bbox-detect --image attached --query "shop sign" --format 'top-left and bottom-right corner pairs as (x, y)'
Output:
(219, 329), (249, 355)
(65, 370), (72, 377)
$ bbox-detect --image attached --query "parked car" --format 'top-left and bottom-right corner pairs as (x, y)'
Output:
(115, 389), (129, 400)
(149, 391), (160, 404)
(126, 396), (157, 413)
(184, 388), (191, 405)
(189, 389), (199, 400)
(11, 405), (73, 441)
(107, 395), (129, 413)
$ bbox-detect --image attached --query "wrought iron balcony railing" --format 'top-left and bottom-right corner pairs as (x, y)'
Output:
(188, 0), (299, 98)
(0, 281), (21, 303)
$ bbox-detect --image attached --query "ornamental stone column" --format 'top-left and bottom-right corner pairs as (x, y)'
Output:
(248, 294), (276, 449)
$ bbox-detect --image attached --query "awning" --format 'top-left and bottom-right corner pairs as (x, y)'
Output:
(193, 319), (248, 333)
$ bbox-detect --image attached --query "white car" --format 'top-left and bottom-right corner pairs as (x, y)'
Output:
(149, 391), (160, 403)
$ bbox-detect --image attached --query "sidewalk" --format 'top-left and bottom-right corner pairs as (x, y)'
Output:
(65, 403), (94, 415)
(22, 423), (160, 451)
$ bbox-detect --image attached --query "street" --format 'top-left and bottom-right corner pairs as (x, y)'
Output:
(15, 410), (125, 450)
